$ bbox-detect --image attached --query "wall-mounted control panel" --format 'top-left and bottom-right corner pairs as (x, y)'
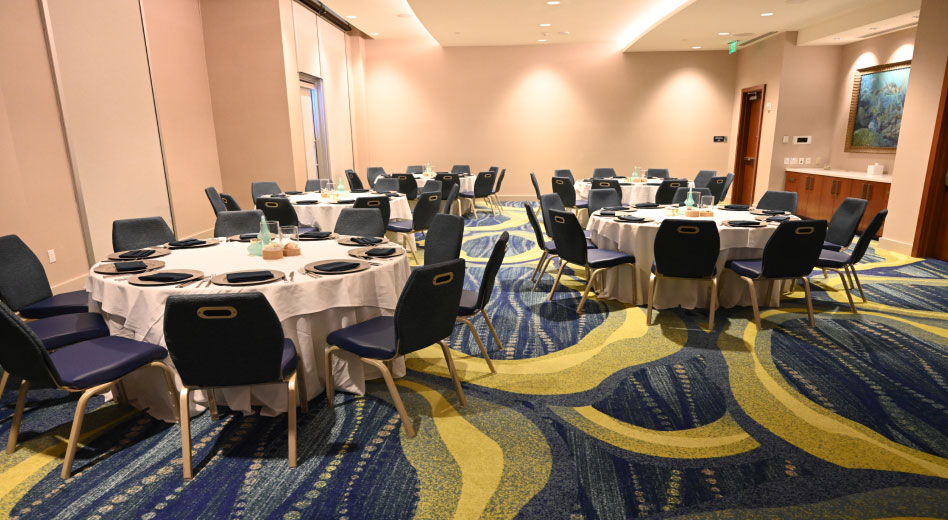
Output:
(792, 135), (812, 144)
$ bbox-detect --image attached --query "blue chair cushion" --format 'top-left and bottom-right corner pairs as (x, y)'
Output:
(327, 316), (396, 360)
(281, 338), (298, 379)
(458, 191), (476, 198)
(584, 230), (592, 240)
(587, 249), (635, 269)
(27, 312), (110, 350)
(822, 240), (844, 251)
(652, 262), (716, 277)
(50, 336), (167, 389)
(299, 226), (317, 234)
(816, 249), (851, 269)
(726, 259), (763, 279)
(457, 290), (479, 316)
(544, 240), (558, 254)
(387, 220), (414, 233)
(19, 290), (89, 319)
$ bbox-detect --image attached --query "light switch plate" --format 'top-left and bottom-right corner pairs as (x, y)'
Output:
(48, 249), (56, 263)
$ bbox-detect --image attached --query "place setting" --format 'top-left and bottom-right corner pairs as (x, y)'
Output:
(303, 259), (372, 275)
(211, 269), (286, 286)
(719, 203), (751, 211)
(93, 259), (166, 276)
(614, 214), (654, 224)
(723, 219), (766, 227)
(337, 235), (388, 246)
(105, 247), (171, 261)
(596, 205), (631, 216)
(164, 237), (221, 250)
(347, 245), (405, 261)
(127, 269), (204, 287)
(299, 230), (338, 241)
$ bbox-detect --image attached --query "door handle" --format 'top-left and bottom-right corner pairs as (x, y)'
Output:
(744, 157), (755, 163)
(944, 169), (948, 187)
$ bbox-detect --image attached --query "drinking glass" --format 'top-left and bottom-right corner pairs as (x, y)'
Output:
(279, 225), (298, 243)
(319, 179), (331, 193)
(265, 220), (280, 241)
(701, 195), (714, 209)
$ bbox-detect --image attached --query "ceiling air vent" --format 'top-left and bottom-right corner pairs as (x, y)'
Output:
(739, 31), (778, 47)
(858, 22), (917, 39)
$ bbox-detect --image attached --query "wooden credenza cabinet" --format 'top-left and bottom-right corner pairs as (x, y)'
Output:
(784, 169), (890, 233)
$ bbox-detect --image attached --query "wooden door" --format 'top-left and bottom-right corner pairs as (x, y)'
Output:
(850, 180), (889, 233)
(732, 85), (766, 205)
(807, 175), (829, 219)
(819, 178), (852, 221)
(913, 56), (948, 260)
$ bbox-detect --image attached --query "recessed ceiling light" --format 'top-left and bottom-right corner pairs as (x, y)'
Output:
(539, 23), (551, 27)
(370, 32), (380, 36)
(718, 32), (730, 36)
(346, 15), (357, 19)
(538, 39), (548, 42)
(761, 12), (774, 16)
(692, 45), (702, 49)
(559, 31), (570, 35)
(546, 1), (561, 5)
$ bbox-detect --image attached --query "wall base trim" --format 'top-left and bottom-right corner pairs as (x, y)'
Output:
(877, 236), (914, 256)
(52, 273), (91, 294)
(496, 195), (532, 202)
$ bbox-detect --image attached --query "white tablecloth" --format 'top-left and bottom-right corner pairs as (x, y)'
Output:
(86, 240), (410, 421)
(284, 192), (412, 231)
(575, 180), (693, 205)
(585, 208), (783, 309)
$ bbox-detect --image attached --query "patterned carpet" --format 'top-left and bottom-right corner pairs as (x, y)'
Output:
(2, 202), (948, 519)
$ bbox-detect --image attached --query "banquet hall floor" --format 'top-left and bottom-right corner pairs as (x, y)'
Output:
(2, 202), (948, 519)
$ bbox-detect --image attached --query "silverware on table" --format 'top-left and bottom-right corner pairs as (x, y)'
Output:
(176, 277), (200, 288)
(289, 271), (295, 282)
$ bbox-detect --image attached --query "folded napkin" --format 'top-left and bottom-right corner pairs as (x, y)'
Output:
(271, 194), (288, 198)
(239, 233), (258, 240)
(314, 261), (360, 273)
(761, 209), (786, 215)
(616, 215), (646, 223)
(603, 205), (630, 211)
(634, 203), (659, 209)
(599, 211), (617, 216)
(728, 220), (761, 227)
(169, 238), (205, 247)
(352, 237), (382, 245)
(334, 199), (356, 204)
(114, 261), (148, 272)
(295, 200), (320, 205)
(350, 189), (370, 193)
(301, 231), (332, 239)
(118, 249), (154, 259)
(225, 270), (274, 283)
(365, 247), (396, 257)
(284, 190), (303, 195)
(138, 272), (192, 283)
(723, 204), (750, 210)
(766, 215), (791, 222)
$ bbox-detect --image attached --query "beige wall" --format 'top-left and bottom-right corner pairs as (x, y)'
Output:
(885, 0), (948, 253)
(318, 17), (355, 183)
(828, 28), (917, 175)
(362, 40), (737, 197)
(141, 0), (223, 238)
(0, 0), (89, 291)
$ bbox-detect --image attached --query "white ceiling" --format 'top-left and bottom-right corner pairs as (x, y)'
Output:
(321, 0), (920, 51)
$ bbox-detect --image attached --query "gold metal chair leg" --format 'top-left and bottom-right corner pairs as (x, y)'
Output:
(287, 371), (298, 468)
(324, 346), (339, 409)
(646, 273), (657, 325)
(179, 387), (193, 479)
(439, 341), (467, 407)
(742, 276), (762, 328)
(458, 317), (496, 373)
(531, 251), (548, 282)
(62, 381), (112, 479)
(708, 276), (719, 329)
(362, 358), (415, 438)
(765, 280), (775, 307)
(577, 268), (601, 314)
(533, 254), (556, 290)
(408, 233), (419, 264)
(0, 370), (9, 402)
(547, 263), (567, 300)
(480, 310), (504, 356)
(6, 379), (28, 454)
(836, 269), (857, 313)
(822, 268), (828, 279)
(801, 277), (816, 327)
(149, 361), (181, 421)
(849, 264), (866, 302)
(206, 389), (219, 420)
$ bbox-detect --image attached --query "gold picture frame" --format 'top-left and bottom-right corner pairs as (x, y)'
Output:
(844, 60), (911, 153)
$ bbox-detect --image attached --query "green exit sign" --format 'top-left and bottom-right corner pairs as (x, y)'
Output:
(729, 41), (738, 54)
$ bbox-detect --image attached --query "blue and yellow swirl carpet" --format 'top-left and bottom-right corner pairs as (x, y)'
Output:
(2, 202), (948, 519)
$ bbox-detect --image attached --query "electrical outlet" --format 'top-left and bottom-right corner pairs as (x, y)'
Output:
(790, 158), (798, 165)
(805, 157), (812, 164)
(782, 135), (789, 144)
(798, 157), (805, 165)
(815, 156), (822, 165)
(783, 157), (790, 165)
(48, 249), (56, 263)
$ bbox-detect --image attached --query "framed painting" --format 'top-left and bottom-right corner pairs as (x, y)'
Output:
(844, 60), (911, 153)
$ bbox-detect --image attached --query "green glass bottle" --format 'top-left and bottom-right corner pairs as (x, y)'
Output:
(685, 187), (695, 208)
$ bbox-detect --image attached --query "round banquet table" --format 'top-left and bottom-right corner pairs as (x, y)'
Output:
(280, 192), (412, 231)
(575, 180), (693, 205)
(85, 239), (411, 422)
(585, 207), (786, 310)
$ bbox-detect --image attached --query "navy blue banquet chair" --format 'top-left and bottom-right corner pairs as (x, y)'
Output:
(530, 172), (542, 200)
(366, 167), (386, 189)
(205, 186), (227, 216)
(220, 193), (241, 211)
(255, 197), (313, 232)
(214, 210), (266, 237)
(450, 165), (470, 175)
(721, 173), (735, 200)
(421, 179), (442, 195)
(547, 210), (636, 313)
(526, 202), (558, 288)
(592, 168), (616, 179)
(647, 168), (670, 179)
(823, 197), (868, 251)
(552, 176), (587, 212)
(353, 196), (391, 229)
(725, 219), (827, 327)
(488, 168), (506, 214)
(164, 293), (299, 479)
(334, 208), (385, 237)
(756, 190), (798, 214)
(540, 193), (593, 241)
(394, 174), (419, 201)
(406, 165), (425, 174)
(589, 178), (622, 200)
(0, 234), (90, 319)
(388, 192), (441, 263)
(671, 187), (713, 205)
(456, 232), (508, 373)
(648, 220), (720, 328)
(325, 259), (467, 437)
(112, 216), (175, 252)
(554, 169), (575, 184)
(459, 171), (498, 217)
(251, 181), (282, 200)
(304, 179), (320, 192)
(435, 173), (460, 210)
(654, 179), (687, 205)
(815, 209), (887, 312)
(707, 176), (728, 204)
(488, 166), (499, 173)
(442, 183), (461, 215)
(694, 170), (716, 189)
(345, 169), (365, 191)
(421, 214), (464, 266)
(587, 188), (622, 214)
(373, 177), (399, 193)
(1, 301), (176, 479)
